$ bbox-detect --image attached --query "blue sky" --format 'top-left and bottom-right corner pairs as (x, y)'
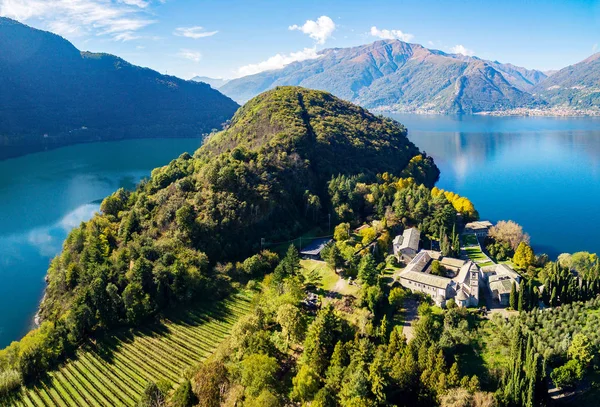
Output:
(1, 0), (599, 79)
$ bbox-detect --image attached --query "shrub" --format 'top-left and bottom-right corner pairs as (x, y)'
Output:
(171, 380), (196, 407)
(0, 369), (22, 398)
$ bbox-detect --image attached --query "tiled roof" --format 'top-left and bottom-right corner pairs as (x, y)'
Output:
(490, 278), (514, 295)
(464, 220), (493, 231)
(396, 227), (420, 251)
(399, 270), (452, 289)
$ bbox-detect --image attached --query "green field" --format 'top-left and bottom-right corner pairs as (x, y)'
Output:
(301, 259), (359, 296)
(7, 294), (253, 407)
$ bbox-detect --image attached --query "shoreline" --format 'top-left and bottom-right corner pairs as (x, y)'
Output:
(33, 278), (48, 329)
(373, 107), (600, 118)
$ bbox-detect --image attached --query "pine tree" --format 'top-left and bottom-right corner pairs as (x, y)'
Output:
(447, 362), (460, 388)
(378, 315), (389, 343)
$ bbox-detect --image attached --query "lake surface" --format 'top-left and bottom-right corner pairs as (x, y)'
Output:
(1, 115), (600, 348)
(387, 113), (600, 259)
(0, 139), (203, 348)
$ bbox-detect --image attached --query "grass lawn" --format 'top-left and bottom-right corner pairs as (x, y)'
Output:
(464, 247), (494, 266)
(462, 233), (479, 246)
(301, 259), (359, 297)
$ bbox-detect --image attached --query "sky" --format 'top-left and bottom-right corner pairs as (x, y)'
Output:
(1, 0), (599, 80)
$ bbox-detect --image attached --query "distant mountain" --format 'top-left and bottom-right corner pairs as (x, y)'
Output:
(191, 76), (230, 89)
(0, 18), (239, 159)
(220, 40), (547, 114)
(532, 53), (600, 110)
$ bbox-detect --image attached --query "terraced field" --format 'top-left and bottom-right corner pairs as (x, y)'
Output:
(7, 293), (252, 407)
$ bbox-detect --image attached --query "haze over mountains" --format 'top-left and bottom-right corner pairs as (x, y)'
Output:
(191, 76), (231, 89)
(0, 18), (239, 159)
(214, 40), (600, 115)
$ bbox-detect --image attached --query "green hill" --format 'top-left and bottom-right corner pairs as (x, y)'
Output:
(0, 86), (438, 398)
(0, 18), (239, 159)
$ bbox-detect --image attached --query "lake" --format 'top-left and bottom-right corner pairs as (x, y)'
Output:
(1, 114), (600, 347)
(0, 139), (204, 348)
(388, 113), (600, 258)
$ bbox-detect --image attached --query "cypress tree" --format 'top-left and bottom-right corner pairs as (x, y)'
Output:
(510, 282), (518, 309)
(518, 282), (526, 312)
(550, 287), (558, 307)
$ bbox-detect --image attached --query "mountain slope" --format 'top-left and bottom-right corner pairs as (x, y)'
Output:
(191, 76), (231, 89)
(532, 53), (600, 110)
(0, 18), (239, 159)
(220, 40), (545, 113)
(0, 87), (438, 390)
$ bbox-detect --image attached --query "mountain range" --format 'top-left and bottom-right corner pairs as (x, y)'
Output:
(212, 40), (599, 115)
(0, 18), (239, 159)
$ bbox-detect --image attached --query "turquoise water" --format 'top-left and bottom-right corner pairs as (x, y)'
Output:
(1, 115), (600, 348)
(387, 113), (600, 259)
(0, 139), (203, 348)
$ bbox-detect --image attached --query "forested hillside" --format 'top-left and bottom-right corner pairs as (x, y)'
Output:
(0, 87), (438, 398)
(0, 18), (239, 159)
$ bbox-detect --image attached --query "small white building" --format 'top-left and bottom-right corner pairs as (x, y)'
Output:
(464, 220), (493, 238)
(393, 227), (420, 262)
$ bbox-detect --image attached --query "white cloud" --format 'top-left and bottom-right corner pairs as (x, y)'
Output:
(289, 15), (335, 44)
(450, 44), (475, 56)
(118, 0), (149, 7)
(178, 49), (202, 62)
(174, 26), (218, 39)
(593, 43), (598, 53)
(236, 47), (320, 77)
(0, 0), (157, 41)
(370, 26), (414, 42)
(113, 31), (142, 41)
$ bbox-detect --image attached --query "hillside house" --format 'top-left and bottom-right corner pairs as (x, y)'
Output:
(300, 238), (333, 260)
(393, 227), (420, 262)
(464, 220), (493, 238)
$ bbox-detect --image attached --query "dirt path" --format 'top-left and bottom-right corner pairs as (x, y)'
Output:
(401, 298), (419, 341)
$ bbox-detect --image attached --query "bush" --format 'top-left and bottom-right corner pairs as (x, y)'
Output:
(137, 381), (167, 407)
(0, 369), (22, 398)
(550, 359), (583, 389)
(171, 380), (196, 407)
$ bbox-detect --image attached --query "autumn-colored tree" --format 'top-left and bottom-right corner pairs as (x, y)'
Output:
(489, 220), (530, 251)
(513, 242), (535, 270)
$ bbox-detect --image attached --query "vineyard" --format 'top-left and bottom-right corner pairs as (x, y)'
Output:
(7, 293), (252, 407)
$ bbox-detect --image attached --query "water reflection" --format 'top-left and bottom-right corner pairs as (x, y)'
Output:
(0, 138), (203, 347)
(384, 113), (600, 259)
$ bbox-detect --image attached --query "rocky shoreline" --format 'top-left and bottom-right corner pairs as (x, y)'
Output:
(33, 277), (49, 328)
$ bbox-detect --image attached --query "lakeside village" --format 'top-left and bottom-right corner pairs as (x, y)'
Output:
(296, 219), (524, 315)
